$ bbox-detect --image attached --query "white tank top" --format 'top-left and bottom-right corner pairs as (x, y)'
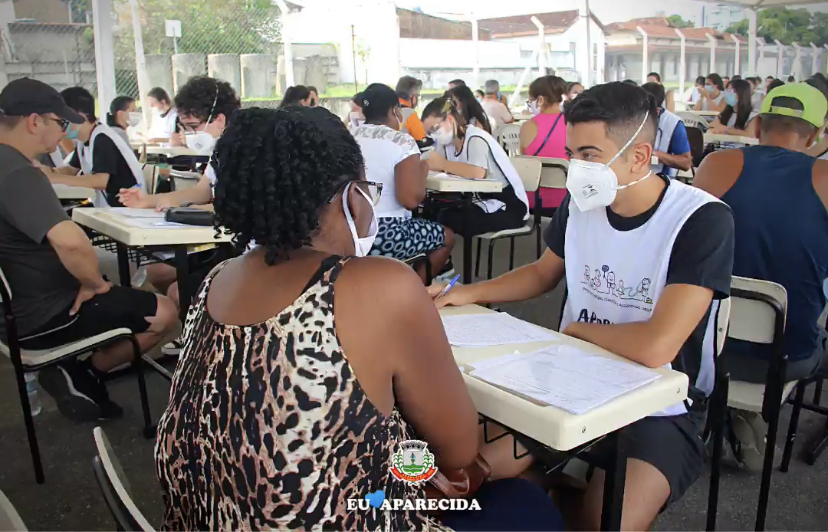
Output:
(560, 181), (721, 416)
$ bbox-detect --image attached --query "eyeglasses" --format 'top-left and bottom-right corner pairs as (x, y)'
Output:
(42, 115), (70, 132)
(327, 180), (383, 206)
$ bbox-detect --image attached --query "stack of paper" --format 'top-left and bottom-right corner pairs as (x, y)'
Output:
(109, 207), (165, 219)
(469, 346), (661, 414)
(441, 313), (557, 347)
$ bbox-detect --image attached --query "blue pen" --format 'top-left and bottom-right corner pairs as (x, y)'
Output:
(437, 274), (461, 298)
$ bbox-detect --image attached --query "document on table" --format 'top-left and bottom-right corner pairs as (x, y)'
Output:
(115, 216), (189, 229)
(469, 345), (661, 414)
(441, 313), (557, 346)
(428, 171), (497, 182)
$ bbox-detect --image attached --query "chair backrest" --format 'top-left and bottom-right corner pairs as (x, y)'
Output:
(685, 126), (706, 168)
(509, 156), (542, 193)
(140, 164), (157, 193)
(0, 264), (11, 303)
(535, 157), (568, 189)
(677, 111), (708, 130)
(728, 276), (788, 346)
(496, 123), (522, 156)
(0, 490), (26, 531)
(169, 169), (201, 191)
(93, 427), (155, 532)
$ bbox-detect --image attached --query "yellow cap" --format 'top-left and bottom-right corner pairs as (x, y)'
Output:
(761, 82), (828, 128)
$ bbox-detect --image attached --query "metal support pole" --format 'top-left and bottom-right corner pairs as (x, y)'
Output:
(274, 0), (295, 88)
(707, 34), (717, 77)
(676, 29), (686, 98)
(747, 8), (757, 76)
(731, 34), (741, 76)
(637, 26), (648, 85)
(127, 0), (151, 136)
(91, 0), (117, 106)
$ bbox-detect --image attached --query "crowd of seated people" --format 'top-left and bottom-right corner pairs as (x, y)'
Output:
(4, 67), (828, 531)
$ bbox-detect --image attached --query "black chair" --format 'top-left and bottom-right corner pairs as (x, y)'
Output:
(403, 253), (433, 286)
(0, 266), (153, 484)
(686, 126), (706, 170)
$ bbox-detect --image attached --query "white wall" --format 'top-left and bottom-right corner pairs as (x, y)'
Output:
(284, 0), (400, 86)
(399, 39), (523, 69)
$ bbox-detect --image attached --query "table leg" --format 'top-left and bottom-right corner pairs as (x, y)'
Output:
(116, 243), (131, 287)
(174, 246), (191, 324)
(463, 195), (473, 284)
(600, 431), (627, 531)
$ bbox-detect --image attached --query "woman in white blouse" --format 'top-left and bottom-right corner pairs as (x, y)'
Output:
(351, 84), (455, 280)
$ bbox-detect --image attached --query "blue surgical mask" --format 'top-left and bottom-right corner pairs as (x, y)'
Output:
(65, 124), (79, 141)
(724, 92), (738, 107)
(705, 84), (715, 94)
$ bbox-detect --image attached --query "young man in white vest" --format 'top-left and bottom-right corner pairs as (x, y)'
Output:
(430, 82), (735, 530)
(641, 82), (692, 178)
(40, 86), (144, 207)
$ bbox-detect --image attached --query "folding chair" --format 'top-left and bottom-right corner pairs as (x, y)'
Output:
(0, 266), (153, 484)
(474, 157), (541, 280)
(722, 277), (790, 531)
(92, 427), (155, 532)
(0, 490), (26, 531)
(705, 296), (732, 531)
(531, 157), (568, 258)
(496, 124), (522, 156)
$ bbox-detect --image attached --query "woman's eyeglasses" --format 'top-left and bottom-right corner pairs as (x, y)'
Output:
(327, 180), (383, 206)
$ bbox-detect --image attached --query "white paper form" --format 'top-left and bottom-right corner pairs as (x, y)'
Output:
(469, 345), (661, 414)
(441, 313), (557, 346)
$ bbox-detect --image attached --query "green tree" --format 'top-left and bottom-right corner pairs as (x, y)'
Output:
(667, 14), (694, 29)
(726, 7), (826, 46)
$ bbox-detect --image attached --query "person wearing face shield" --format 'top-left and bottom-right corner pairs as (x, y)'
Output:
(351, 83), (455, 282)
(420, 98), (530, 238)
(105, 95), (138, 144)
(154, 105), (564, 531)
(39, 86), (143, 208)
(429, 82), (735, 530)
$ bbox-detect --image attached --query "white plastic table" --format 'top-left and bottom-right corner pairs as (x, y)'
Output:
(72, 208), (233, 321)
(441, 304), (689, 530)
(52, 184), (94, 201)
(426, 173), (503, 284)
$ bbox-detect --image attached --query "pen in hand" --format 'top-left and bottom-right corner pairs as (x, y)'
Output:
(437, 274), (461, 299)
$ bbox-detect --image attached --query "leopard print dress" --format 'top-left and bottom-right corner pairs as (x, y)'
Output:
(155, 256), (450, 531)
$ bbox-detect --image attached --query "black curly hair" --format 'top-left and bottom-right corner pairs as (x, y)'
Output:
(212, 106), (365, 264)
(174, 76), (240, 123)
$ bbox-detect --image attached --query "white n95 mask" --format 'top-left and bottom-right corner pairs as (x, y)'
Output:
(566, 111), (653, 212)
(342, 183), (378, 257)
(185, 131), (217, 155)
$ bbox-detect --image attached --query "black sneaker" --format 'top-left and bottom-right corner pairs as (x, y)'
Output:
(38, 361), (122, 422)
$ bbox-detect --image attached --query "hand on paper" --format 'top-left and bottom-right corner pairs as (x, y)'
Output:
(118, 187), (151, 208)
(427, 283), (475, 309)
(427, 151), (447, 172)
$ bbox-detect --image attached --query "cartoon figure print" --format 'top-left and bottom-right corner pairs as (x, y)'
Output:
(581, 264), (653, 304)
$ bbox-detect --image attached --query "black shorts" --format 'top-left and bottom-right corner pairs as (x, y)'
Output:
(590, 412), (706, 508)
(19, 286), (158, 350)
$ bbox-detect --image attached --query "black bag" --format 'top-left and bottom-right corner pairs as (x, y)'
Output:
(164, 207), (214, 226)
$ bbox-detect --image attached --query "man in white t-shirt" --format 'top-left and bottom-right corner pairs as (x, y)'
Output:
(429, 82), (735, 530)
(480, 79), (514, 128)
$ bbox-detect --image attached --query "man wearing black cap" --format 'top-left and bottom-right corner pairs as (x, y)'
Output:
(0, 78), (178, 422)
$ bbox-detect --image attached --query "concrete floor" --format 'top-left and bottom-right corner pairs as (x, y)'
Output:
(1, 232), (827, 530)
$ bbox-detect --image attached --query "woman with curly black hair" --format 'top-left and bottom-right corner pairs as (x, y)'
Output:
(154, 105), (562, 531)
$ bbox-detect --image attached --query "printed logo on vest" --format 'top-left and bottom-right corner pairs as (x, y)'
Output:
(581, 265), (654, 308)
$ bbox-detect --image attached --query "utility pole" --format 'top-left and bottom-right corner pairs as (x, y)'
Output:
(352, 25), (358, 93)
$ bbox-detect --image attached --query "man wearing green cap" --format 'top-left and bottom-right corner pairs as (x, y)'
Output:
(694, 82), (828, 469)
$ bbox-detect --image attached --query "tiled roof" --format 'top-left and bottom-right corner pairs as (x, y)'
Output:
(606, 19), (746, 43)
(479, 10), (605, 38)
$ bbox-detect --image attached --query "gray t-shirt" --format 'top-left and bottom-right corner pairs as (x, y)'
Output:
(0, 145), (79, 336)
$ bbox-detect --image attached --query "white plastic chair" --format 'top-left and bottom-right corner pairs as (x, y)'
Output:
(677, 111), (709, 131)
(496, 123), (522, 156)
(0, 490), (26, 531)
(722, 276), (791, 531)
(92, 427), (155, 532)
(474, 157), (541, 280)
(0, 266), (153, 484)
